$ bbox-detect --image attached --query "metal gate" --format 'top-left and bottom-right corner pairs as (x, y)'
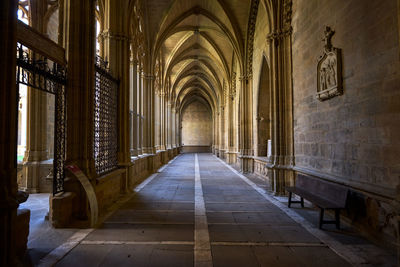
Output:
(16, 43), (67, 195)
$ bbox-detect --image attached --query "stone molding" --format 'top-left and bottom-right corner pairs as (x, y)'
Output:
(246, 0), (260, 76)
(230, 71), (236, 99)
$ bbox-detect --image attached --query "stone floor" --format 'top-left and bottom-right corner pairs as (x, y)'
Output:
(23, 153), (397, 266)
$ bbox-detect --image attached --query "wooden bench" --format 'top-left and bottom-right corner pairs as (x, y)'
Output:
(286, 174), (348, 229)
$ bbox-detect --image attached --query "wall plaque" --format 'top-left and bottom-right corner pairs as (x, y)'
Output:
(317, 26), (343, 101)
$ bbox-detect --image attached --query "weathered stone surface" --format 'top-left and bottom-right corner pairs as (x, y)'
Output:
(15, 208), (30, 257)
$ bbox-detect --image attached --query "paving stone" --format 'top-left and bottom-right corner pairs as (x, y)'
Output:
(48, 153), (394, 266)
(86, 224), (194, 242)
(211, 245), (259, 267)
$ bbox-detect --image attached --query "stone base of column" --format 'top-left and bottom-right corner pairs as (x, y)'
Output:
(130, 148), (139, 157)
(226, 151), (237, 164)
(239, 155), (254, 173)
(214, 148), (219, 157)
(219, 149), (226, 159)
(143, 147), (156, 155)
(266, 166), (294, 196)
(49, 192), (76, 228)
(20, 160), (53, 193)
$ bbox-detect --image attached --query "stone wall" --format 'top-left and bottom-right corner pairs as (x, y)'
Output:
(182, 100), (212, 147)
(292, 0), (400, 245)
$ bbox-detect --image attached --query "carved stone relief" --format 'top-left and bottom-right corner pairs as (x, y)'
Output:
(317, 26), (342, 101)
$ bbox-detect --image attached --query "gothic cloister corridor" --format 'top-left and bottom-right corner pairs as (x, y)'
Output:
(1, 0), (400, 266)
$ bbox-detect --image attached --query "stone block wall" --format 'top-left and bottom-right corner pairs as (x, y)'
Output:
(292, 0), (400, 245)
(182, 100), (212, 147)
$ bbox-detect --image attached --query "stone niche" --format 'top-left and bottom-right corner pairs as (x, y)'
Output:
(317, 26), (343, 101)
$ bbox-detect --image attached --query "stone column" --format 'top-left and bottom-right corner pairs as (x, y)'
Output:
(159, 93), (165, 150)
(154, 92), (160, 150)
(63, 0), (96, 176)
(175, 107), (180, 147)
(214, 111), (219, 156)
(61, 0), (96, 223)
(102, 0), (131, 165)
(20, 0), (49, 193)
(142, 74), (155, 154)
(219, 105), (225, 158)
(138, 68), (143, 155)
(265, 0), (294, 195)
(227, 95), (236, 164)
(239, 75), (254, 173)
(130, 59), (138, 156)
(0, 1), (18, 265)
(167, 101), (172, 149)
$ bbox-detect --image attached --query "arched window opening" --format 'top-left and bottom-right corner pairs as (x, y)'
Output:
(17, 1), (29, 25)
(256, 57), (271, 157)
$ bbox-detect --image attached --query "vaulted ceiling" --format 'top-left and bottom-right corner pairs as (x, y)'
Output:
(143, 0), (253, 113)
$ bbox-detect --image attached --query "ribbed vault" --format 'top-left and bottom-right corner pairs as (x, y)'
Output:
(146, 0), (252, 114)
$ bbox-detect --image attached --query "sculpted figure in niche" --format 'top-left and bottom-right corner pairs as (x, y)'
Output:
(326, 57), (336, 88)
(316, 26), (342, 101)
(320, 67), (327, 91)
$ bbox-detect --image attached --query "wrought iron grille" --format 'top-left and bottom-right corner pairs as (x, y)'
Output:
(94, 55), (119, 175)
(16, 43), (67, 195)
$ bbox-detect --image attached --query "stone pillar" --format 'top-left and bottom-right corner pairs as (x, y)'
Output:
(62, 0), (96, 220)
(131, 60), (138, 156)
(227, 96), (236, 164)
(0, 1), (18, 265)
(20, 0), (49, 193)
(138, 67), (143, 155)
(154, 92), (160, 150)
(239, 75), (254, 173)
(265, 0), (294, 195)
(130, 59), (138, 156)
(159, 93), (164, 150)
(142, 74), (155, 154)
(214, 111), (219, 156)
(219, 105), (225, 158)
(102, 0), (131, 165)
(175, 109), (178, 149)
(167, 101), (172, 149)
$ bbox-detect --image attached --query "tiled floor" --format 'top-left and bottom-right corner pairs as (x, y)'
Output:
(27, 153), (397, 266)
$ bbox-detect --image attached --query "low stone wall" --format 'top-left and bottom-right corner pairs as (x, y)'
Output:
(96, 169), (126, 214)
(18, 160), (53, 193)
(254, 157), (269, 182)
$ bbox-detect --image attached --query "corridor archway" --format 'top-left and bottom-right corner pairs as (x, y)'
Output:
(181, 99), (212, 153)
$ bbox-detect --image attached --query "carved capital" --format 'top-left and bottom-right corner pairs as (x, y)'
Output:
(101, 30), (130, 42)
(266, 27), (293, 44)
(143, 75), (155, 80)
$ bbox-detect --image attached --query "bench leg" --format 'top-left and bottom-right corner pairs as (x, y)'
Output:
(301, 197), (304, 208)
(288, 192), (292, 208)
(335, 209), (340, 229)
(319, 208), (324, 229)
